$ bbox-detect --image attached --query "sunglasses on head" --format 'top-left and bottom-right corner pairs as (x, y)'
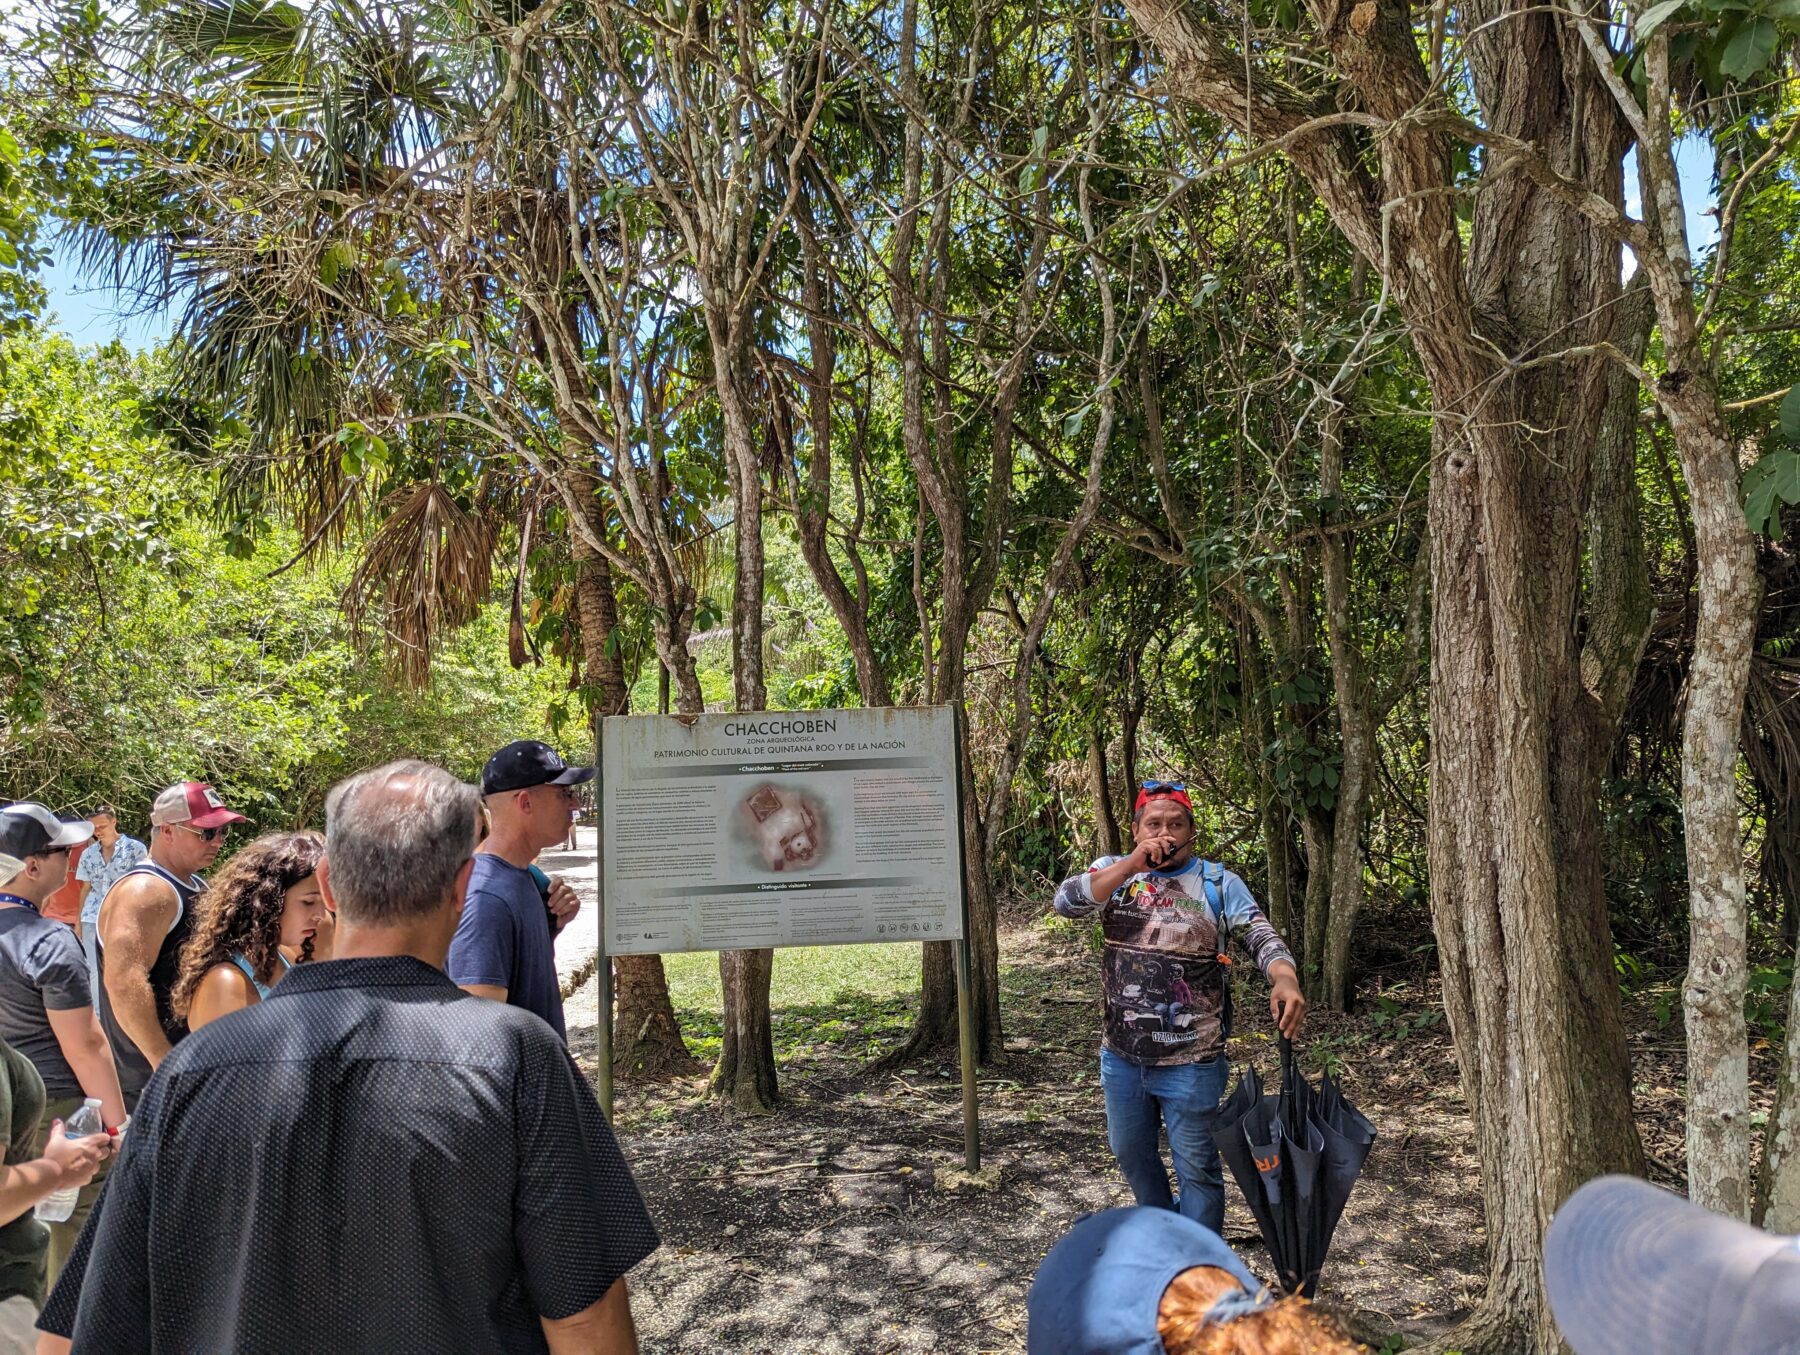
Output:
(177, 824), (229, 843)
(1139, 780), (1187, 795)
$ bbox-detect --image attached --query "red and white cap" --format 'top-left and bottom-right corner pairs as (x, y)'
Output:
(150, 781), (247, 830)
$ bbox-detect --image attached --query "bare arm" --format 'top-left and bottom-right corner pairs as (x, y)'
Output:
(73, 883), (92, 936)
(461, 983), (509, 1003)
(187, 965), (258, 1033)
(541, 1278), (638, 1355)
(98, 876), (178, 1070)
(46, 1006), (127, 1127)
(0, 1119), (109, 1227)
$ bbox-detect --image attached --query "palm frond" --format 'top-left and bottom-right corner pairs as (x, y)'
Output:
(345, 481), (497, 687)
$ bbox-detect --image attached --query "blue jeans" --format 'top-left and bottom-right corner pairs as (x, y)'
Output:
(1100, 1046), (1229, 1233)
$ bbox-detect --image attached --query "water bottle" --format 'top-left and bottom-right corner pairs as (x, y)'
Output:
(35, 1098), (104, 1223)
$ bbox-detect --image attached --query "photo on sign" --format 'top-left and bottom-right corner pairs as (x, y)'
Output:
(734, 782), (831, 873)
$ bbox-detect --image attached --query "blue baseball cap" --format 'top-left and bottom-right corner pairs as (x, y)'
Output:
(1545, 1176), (1800, 1355)
(1027, 1208), (1264, 1355)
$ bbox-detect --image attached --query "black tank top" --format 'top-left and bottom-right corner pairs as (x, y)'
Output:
(96, 861), (201, 1101)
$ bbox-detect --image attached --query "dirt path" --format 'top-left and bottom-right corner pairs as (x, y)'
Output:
(565, 915), (1519, 1353)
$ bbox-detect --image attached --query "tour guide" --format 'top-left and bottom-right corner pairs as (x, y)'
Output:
(1053, 781), (1306, 1233)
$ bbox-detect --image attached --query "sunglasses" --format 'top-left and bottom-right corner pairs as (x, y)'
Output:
(1139, 780), (1187, 794)
(176, 824), (230, 843)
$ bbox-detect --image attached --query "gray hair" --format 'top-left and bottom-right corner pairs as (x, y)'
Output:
(323, 761), (480, 924)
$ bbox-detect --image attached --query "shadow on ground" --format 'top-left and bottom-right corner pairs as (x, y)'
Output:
(566, 919), (1489, 1354)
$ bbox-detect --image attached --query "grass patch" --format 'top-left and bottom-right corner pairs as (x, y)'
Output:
(663, 944), (921, 1065)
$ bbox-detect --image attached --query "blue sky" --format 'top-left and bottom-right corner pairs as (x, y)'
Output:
(40, 247), (169, 347)
(37, 137), (1725, 350)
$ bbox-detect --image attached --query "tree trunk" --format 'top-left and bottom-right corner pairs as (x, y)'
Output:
(708, 326), (780, 1113)
(1316, 403), (1387, 1012)
(1428, 412), (1644, 1355)
(790, 201), (893, 708)
(1115, 1), (1645, 1343)
(1319, 705), (1374, 1011)
(1088, 726), (1121, 858)
(1759, 946), (1800, 1230)
(882, 25), (1041, 1064)
(1118, 655), (1145, 824)
(1627, 45), (1763, 1211)
(568, 479), (696, 1079)
(1660, 371), (1762, 1216)
(1239, 628), (1295, 937)
(612, 951), (697, 1079)
(1298, 810), (1332, 997)
(878, 739), (1002, 1067)
(713, 946), (779, 1113)
(1581, 281), (1656, 733)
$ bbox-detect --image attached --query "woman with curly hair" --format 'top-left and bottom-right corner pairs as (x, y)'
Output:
(171, 832), (327, 1032)
(1027, 1208), (1363, 1355)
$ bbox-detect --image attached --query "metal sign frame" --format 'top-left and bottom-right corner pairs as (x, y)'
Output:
(592, 704), (980, 1173)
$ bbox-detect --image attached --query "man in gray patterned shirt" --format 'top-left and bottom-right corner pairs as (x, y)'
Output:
(1054, 781), (1305, 1233)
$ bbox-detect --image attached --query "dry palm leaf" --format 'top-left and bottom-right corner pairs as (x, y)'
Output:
(345, 482), (496, 686)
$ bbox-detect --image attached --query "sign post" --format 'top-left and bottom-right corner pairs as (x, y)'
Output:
(952, 702), (979, 1173)
(594, 708), (613, 1122)
(593, 705), (975, 1164)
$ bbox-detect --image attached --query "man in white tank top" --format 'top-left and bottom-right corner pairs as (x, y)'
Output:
(96, 782), (244, 1108)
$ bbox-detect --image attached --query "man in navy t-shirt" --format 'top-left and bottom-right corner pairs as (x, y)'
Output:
(447, 741), (591, 1040)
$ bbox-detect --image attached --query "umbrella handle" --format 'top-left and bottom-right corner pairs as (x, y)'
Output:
(1279, 1033), (1296, 1094)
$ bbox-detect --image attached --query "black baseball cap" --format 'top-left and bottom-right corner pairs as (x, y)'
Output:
(0, 803), (95, 859)
(1545, 1175), (1800, 1355)
(480, 741), (595, 796)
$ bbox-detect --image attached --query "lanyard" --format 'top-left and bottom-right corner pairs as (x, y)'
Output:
(0, 893), (39, 913)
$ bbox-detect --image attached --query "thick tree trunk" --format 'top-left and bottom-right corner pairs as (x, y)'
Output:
(612, 953), (697, 1078)
(714, 947), (779, 1113)
(1429, 416), (1643, 1355)
(568, 481), (696, 1079)
(1113, 1), (1645, 1343)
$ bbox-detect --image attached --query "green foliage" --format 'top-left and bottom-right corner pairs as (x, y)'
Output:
(1367, 990), (1445, 1041)
(1744, 447), (1800, 536)
(1627, 0), (1800, 85)
(0, 327), (563, 825)
(1742, 385), (1800, 536)
(1747, 958), (1793, 1043)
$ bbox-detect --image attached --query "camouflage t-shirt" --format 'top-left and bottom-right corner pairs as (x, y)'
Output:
(1053, 858), (1294, 1066)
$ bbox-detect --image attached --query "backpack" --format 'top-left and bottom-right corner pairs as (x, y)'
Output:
(1199, 861), (1233, 1040)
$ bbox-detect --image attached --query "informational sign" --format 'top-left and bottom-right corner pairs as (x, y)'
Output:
(600, 706), (964, 956)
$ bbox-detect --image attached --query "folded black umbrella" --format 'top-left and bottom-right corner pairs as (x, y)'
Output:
(1213, 1037), (1375, 1296)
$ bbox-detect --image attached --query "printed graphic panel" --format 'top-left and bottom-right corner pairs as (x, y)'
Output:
(601, 707), (964, 954)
